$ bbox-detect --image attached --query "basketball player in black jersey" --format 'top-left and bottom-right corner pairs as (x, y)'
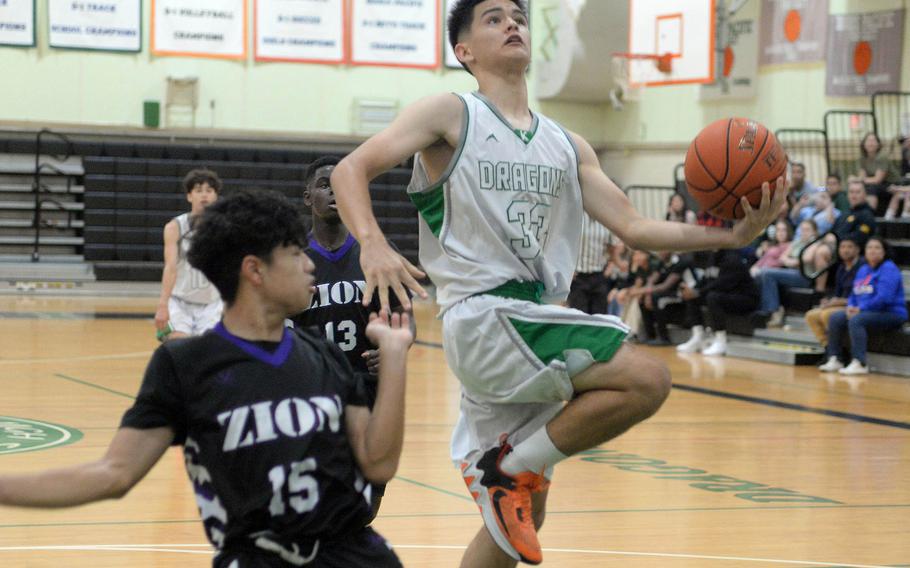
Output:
(0, 190), (411, 568)
(293, 156), (416, 519)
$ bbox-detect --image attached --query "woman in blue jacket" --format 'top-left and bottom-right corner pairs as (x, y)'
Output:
(819, 237), (908, 374)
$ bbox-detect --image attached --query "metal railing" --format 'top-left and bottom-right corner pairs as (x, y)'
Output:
(31, 129), (76, 261)
(775, 128), (829, 186)
(823, 109), (876, 180)
(624, 184), (677, 221)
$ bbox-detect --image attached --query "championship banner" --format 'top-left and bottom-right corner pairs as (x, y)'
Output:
(49, 0), (141, 52)
(255, 0), (344, 63)
(350, 0), (438, 69)
(0, 0), (35, 47)
(152, 0), (247, 59)
(700, 18), (758, 100)
(759, 0), (827, 65)
(826, 9), (904, 97)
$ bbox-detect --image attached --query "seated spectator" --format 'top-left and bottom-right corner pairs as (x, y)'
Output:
(818, 237), (908, 375)
(604, 239), (631, 297)
(755, 219), (819, 327)
(798, 190), (841, 238)
(640, 251), (694, 346)
(856, 132), (896, 212)
(750, 220), (793, 277)
(884, 135), (910, 220)
(607, 249), (652, 331)
(676, 250), (759, 356)
(826, 173), (850, 214)
(805, 237), (864, 347)
(788, 162), (815, 203)
(666, 193), (697, 224)
(810, 180), (877, 275)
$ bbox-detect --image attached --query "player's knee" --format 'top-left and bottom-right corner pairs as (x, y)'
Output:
(630, 358), (672, 417)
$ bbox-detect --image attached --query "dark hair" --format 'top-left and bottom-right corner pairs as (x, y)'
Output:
(448, 0), (527, 73)
(182, 168), (222, 194)
(864, 236), (893, 261)
(790, 161), (805, 171)
(665, 193), (690, 221)
(304, 156), (341, 188)
(860, 132), (882, 158)
(188, 190), (308, 305)
(839, 235), (860, 247)
(826, 172), (841, 182)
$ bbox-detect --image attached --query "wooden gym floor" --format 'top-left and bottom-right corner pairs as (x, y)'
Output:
(0, 294), (907, 567)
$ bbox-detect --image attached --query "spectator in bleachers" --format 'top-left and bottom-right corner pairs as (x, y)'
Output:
(755, 219), (819, 327)
(805, 237), (864, 348)
(749, 220), (793, 277)
(568, 213), (611, 314)
(675, 250), (759, 356)
(666, 193), (697, 224)
(856, 132), (895, 212)
(810, 181), (877, 278)
(826, 173), (851, 215)
(639, 251), (694, 346)
(818, 237), (908, 375)
(154, 169), (224, 341)
(603, 239), (631, 307)
(792, 190), (840, 240)
(788, 162), (814, 202)
(606, 249), (653, 335)
(883, 135), (910, 220)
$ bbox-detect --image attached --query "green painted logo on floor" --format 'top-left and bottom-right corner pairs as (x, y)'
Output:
(0, 416), (83, 455)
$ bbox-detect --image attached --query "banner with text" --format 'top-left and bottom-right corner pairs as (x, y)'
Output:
(351, 0), (438, 68)
(0, 0), (35, 46)
(255, 0), (344, 63)
(826, 9), (904, 97)
(759, 0), (827, 65)
(700, 18), (758, 100)
(152, 0), (246, 59)
(49, 0), (141, 52)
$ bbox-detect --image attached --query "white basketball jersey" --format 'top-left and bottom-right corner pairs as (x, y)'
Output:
(172, 213), (220, 305)
(408, 92), (583, 310)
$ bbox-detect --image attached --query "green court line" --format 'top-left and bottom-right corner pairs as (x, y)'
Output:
(393, 475), (473, 502)
(53, 373), (135, 400)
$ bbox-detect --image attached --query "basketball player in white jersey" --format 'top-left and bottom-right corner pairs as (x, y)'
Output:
(154, 169), (224, 341)
(332, 1), (788, 565)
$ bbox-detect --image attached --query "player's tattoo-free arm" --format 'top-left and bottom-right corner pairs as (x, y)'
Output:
(0, 427), (173, 508)
(345, 313), (413, 484)
(332, 93), (464, 314)
(570, 132), (788, 251)
(155, 220), (180, 331)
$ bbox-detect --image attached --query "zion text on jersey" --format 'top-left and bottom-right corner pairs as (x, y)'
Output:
(478, 161), (568, 197)
(217, 395), (343, 452)
(309, 280), (368, 309)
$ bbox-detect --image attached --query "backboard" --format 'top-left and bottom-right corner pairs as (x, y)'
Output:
(628, 0), (716, 87)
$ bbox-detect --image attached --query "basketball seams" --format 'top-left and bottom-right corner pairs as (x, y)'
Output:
(691, 143), (723, 189)
(725, 127), (770, 197)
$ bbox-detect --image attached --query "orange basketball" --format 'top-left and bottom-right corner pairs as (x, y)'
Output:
(684, 118), (788, 220)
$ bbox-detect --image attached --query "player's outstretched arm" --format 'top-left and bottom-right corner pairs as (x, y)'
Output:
(155, 220), (180, 332)
(345, 312), (413, 483)
(332, 93), (464, 314)
(570, 132), (788, 251)
(0, 426), (173, 508)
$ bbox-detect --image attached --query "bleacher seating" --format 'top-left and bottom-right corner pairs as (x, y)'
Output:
(1, 134), (419, 281)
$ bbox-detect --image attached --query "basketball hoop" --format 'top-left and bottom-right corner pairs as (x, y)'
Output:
(609, 52), (674, 110)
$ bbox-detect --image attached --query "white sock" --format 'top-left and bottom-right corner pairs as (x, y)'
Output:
(690, 325), (705, 339)
(500, 427), (568, 477)
(714, 330), (727, 343)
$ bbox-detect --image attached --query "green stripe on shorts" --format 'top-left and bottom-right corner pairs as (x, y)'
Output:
(508, 318), (627, 365)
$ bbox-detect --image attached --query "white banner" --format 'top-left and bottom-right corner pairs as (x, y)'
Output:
(152, 0), (246, 59)
(49, 0), (141, 52)
(351, 0), (438, 68)
(255, 0), (344, 62)
(0, 0), (35, 47)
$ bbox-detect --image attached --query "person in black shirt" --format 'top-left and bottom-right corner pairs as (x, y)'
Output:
(810, 180), (877, 273)
(292, 156), (415, 517)
(675, 250), (759, 355)
(805, 236), (864, 349)
(639, 251), (693, 346)
(0, 190), (412, 568)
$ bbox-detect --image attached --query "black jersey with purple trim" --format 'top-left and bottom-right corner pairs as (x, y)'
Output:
(120, 324), (376, 564)
(292, 235), (404, 376)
